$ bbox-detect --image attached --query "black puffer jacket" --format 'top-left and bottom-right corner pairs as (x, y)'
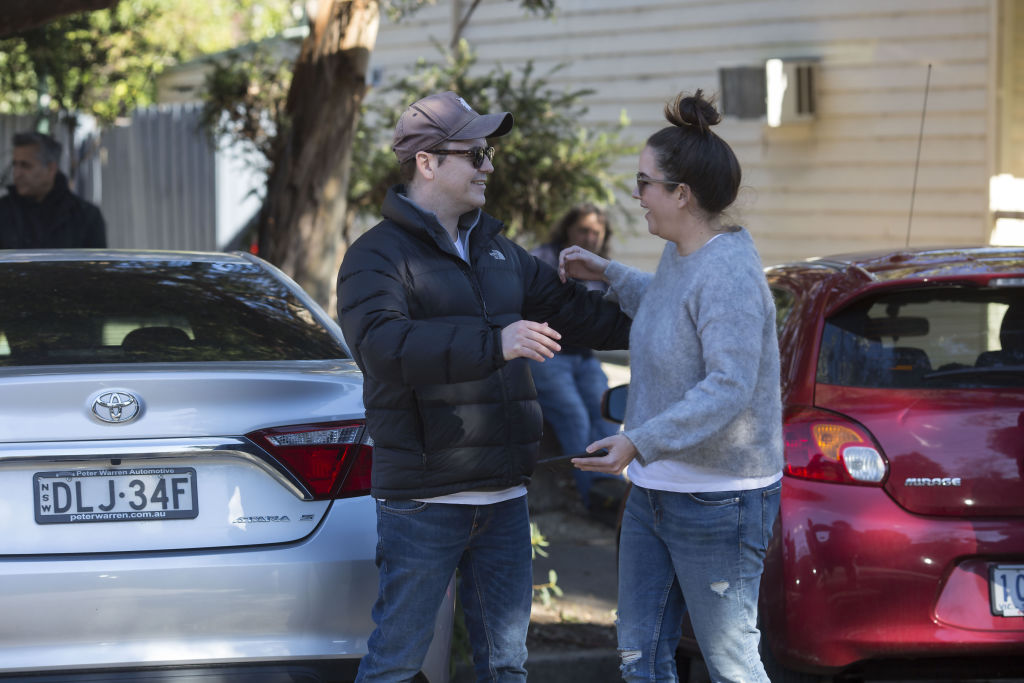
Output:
(0, 173), (106, 249)
(338, 186), (631, 499)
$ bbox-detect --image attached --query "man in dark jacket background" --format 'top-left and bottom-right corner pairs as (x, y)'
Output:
(0, 131), (107, 249)
(337, 91), (631, 682)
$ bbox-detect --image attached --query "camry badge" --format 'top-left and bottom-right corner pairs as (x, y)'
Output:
(91, 391), (142, 424)
(232, 515), (291, 524)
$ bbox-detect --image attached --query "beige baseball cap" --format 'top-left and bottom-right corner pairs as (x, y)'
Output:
(392, 91), (513, 164)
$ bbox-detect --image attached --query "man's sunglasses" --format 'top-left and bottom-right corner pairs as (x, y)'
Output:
(427, 146), (496, 169)
(636, 172), (682, 193)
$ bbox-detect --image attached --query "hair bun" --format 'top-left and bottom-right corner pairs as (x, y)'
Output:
(665, 89), (721, 134)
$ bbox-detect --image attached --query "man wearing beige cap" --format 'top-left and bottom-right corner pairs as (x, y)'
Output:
(337, 91), (631, 681)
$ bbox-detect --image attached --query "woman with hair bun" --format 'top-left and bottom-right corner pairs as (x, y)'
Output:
(559, 90), (783, 682)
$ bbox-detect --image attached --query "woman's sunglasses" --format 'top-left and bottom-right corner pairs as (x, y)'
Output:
(636, 172), (682, 193)
(427, 146), (496, 169)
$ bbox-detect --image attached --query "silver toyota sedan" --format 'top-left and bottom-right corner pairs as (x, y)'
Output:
(0, 250), (452, 683)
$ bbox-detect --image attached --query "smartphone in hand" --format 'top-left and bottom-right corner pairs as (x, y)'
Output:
(536, 448), (609, 465)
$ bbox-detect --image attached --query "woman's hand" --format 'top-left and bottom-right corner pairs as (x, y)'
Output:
(558, 246), (610, 284)
(572, 433), (637, 476)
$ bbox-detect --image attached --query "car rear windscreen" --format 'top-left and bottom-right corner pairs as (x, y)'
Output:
(0, 260), (349, 366)
(817, 287), (1023, 389)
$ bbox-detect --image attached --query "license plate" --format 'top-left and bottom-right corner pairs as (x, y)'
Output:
(34, 467), (198, 524)
(990, 564), (1024, 617)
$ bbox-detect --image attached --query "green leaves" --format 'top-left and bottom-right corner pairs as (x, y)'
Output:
(530, 522), (564, 607)
(531, 520), (550, 559)
(199, 50), (294, 166)
(533, 568), (564, 608)
(0, 0), (297, 125)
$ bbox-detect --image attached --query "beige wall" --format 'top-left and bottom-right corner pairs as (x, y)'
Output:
(1001, 0), (1024, 177)
(368, 0), (999, 271)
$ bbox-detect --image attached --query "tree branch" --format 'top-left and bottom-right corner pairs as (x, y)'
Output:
(0, 0), (118, 38)
(450, 0), (482, 49)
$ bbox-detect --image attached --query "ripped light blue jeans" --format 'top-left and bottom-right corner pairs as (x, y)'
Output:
(616, 483), (781, 683)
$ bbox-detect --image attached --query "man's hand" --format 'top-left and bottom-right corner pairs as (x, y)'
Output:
(572, 433), (637, 475)
(558, 246), (610, 284)
(501, 320), (562, 361)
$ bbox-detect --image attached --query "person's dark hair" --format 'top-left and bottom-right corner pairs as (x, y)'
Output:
(548, 202), (613, 258)
(646, 89), (740, 216)
(13, 131), (61, 167)
(399, 157), (417, 184)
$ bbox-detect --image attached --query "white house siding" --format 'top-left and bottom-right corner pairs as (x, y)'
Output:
(1002, 0), (1024, 178)
(989, 0), (1024, 246)
(368, 0), (1000, 270)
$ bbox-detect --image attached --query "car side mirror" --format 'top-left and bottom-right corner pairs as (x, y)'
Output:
(601, 384), (628, 424)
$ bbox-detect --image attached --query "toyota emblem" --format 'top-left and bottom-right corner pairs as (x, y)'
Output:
(91, 391), (142, 424)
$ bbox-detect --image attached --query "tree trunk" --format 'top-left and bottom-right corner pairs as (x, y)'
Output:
(258, 0), (380, 312)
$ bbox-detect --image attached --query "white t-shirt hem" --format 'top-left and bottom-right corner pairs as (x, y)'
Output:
(628, 460), (781, 493)
(393, 485), (527, 505)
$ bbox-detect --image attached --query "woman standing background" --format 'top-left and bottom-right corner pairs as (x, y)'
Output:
(559, 90), (784, 683)
(530, 203), (626, 518)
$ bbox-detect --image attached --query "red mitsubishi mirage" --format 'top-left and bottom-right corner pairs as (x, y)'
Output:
(754, 246), (1024, 681)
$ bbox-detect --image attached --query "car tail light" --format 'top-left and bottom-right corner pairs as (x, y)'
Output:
(783, 408), (888, 485)
(247, 421), (373, 500)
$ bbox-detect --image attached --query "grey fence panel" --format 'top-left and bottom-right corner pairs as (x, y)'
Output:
(99, 120), (141, 248)
(100, 105), (216, 250)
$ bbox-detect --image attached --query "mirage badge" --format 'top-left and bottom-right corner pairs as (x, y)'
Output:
(904, 476), (962, 487)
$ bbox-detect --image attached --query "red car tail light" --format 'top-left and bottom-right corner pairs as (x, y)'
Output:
(247, 421), (373, 500)
(783, 408), (888, 485)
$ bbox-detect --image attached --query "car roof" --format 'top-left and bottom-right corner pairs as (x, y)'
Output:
(766, 246), (1024, 312)
(0, 249), (252, 264)
(801, 246), (1024, 281)
(769, 246), (1024, 281)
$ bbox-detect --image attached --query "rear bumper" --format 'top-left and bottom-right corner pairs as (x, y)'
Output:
(762, 478), (1024, 673)
(0, 497), (452, 682)
(0, 661), (358, 683)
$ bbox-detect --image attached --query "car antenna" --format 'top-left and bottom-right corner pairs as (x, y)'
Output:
(906, 63), (932, 248)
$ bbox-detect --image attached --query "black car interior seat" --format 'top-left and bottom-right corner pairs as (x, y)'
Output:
(975, 302), (1024, 367)
(887, 346), (932, 387)
(121, 326), (192, 360)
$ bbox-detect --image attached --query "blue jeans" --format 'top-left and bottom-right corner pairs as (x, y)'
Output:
(617, 483), (781, 683)
(355, 495), (532, 683)
(531, 352), (621, 506)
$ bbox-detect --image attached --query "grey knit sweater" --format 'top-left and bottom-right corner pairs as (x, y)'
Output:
(604, 228), (784, 478)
